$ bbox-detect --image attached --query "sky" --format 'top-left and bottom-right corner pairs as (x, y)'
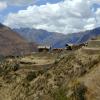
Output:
(0, 0), (100, 34)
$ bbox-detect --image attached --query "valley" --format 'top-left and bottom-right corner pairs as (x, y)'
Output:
(0, 0), (100, 99)
(0, 23), (100, 100)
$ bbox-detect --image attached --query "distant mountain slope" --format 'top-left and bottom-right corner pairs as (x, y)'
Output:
(0, 23), (36, 56)
(14, 28), (83, 48)
(14, 27), (100, 48)
(77, 27), (100, 43)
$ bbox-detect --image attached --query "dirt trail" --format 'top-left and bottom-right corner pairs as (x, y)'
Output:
(19, 53), (57, 66)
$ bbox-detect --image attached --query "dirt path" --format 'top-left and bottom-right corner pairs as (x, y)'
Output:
(20, 57), (54, 65)
(19, 53), (57, 66)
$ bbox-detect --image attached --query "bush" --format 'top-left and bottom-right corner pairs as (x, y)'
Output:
(71, 82), (87, 100)
(51, 87), (68, 100)
(12, 63), (20, 71)
(26, 71), (37, 81)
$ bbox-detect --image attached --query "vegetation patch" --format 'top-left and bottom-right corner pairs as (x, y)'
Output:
(26, 71), (37, 81)
(51, 87), (69, 100)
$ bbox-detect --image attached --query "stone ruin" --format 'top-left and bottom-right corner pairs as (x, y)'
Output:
(82, 36), (100, 54)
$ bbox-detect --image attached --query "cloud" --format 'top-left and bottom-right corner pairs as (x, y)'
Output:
(0, 0), (36, 6)
(92, 0), (100, 4)
(0, 1), (7, 11)
(95, 8), (100, 27)
(3, 0), (100, 33)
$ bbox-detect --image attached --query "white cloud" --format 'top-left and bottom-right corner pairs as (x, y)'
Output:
(95, 8), (100, 27)
(3, 0), (100, 34)
(91, 0), (100, 4)
(0, 2), (7, 11)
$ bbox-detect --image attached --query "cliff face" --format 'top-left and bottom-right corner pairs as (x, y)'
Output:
(0, 23), (37, 56)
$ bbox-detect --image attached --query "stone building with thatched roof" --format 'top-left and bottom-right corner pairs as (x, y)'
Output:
(37, 45), (51, 52)
(65, 43), (85, 50)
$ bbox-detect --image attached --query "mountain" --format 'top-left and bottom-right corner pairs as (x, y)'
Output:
(14, 27), (100, 48)
(77, 27), (100, 43)
(0, 23), (36, 56)
(14, 28), (83, 48)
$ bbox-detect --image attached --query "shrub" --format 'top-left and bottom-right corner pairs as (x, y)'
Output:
(71, 82), (87, 100)
(51, 87), (68, 100)
(26, 71), (37, 81)
(12, 63), (20, 71)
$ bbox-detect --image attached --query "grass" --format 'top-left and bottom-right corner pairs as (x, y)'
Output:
(51, 87), (69, 100)
(71, 81), (87, 100)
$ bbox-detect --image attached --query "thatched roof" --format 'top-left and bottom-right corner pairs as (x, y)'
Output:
(38, 45), (51, 49)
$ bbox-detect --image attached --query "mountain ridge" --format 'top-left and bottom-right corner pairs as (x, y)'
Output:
(14, 28), (82, 48)
(14, 27), (100, 48)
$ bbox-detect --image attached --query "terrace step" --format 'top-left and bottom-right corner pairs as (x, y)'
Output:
(88, 40), (100, 48)
(82, 47), (100, 54)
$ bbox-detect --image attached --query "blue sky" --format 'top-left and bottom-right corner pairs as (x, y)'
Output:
(0, 6), (26, 22)
(36, 0), (63, 5)
(0, 0), (100, 34)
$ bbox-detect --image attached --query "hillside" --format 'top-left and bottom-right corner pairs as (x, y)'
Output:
(0, 23), (37, 56)
(0, 44), (100, 100)
(14, 27), (100, 48)
(77, 27), (100, 43)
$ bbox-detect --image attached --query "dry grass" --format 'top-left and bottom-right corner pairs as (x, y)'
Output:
(0, 51), (99, 100)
